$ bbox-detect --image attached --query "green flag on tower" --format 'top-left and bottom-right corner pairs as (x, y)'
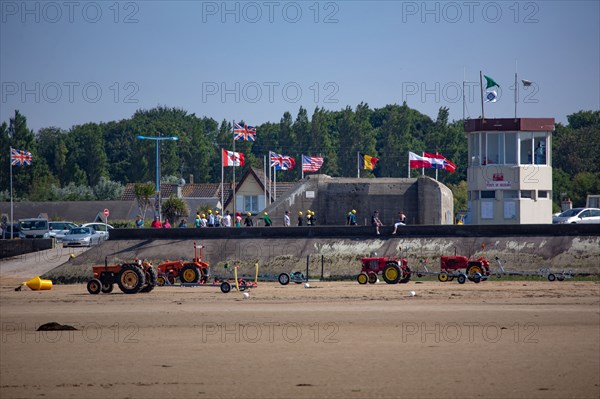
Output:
(484, 75), (500, 89)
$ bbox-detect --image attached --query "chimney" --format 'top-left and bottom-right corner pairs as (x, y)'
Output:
(189, 174), (194, 184)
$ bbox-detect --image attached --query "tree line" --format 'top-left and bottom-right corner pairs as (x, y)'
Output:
(1, 105), (598, 211)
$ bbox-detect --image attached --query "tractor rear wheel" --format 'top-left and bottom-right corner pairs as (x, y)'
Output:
(399, 267), (411, 284)
(180, 264), (201, 284)
(467, 264), (484, 279)
(368, 272), (378, 284)
(383, 263), (401, 284)
(357, 273), (368, 285)
(87, 279), (102, 295)
(117, 264), (146, 294)
(438, 272), (449, 282)
(141, 267), (157, 293)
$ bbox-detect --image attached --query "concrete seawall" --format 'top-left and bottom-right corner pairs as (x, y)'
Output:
(41, 225), (600, 283)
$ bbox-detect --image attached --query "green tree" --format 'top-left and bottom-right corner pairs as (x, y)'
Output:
(134, 182), (155, 220)
(162, 195), (190, 224)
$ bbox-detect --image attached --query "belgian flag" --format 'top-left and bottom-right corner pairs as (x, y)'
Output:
(360, 153), (379, 170)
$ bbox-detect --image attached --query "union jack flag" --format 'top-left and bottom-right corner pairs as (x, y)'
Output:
(302, 155), (324, 172)
(233, 122), (256, 141)
(270, 151), (295, 171)
(10, 148), (32, 166)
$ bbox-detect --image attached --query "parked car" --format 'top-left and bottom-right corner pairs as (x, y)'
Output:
(49, 221), (79, 242)
(62, 227), (103, 247)
(552, 208), (600, 224)
(81, 223), (114, 240)
(18, 218), (50, 238)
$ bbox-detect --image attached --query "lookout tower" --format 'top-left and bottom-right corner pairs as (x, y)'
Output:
(464, 118), (555, 224)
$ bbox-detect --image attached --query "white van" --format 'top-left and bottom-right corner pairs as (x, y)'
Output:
(18, 218), (50, 238)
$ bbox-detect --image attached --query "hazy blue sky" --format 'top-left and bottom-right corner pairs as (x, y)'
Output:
(1, 1), (599, 131)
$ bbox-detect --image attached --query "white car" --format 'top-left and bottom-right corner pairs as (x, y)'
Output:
(49, 221), (79, 242)
(62, 227), (103, 247)
(552, 208), (600, 224)
(81, 223), (114, 240)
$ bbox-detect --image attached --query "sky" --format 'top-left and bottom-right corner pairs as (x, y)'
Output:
(1, 0), (599, 132)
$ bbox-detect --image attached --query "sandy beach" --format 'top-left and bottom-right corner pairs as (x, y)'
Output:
(1, 278), (599, 399)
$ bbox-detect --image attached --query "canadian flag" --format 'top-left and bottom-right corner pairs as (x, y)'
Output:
(222, 148), (245, 167)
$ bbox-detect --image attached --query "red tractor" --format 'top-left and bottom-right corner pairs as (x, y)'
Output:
(156, 242), (209, 285)
(87, 259), (157, 294)
(357, 256), (411, 285)
(438, 255), (490, 283)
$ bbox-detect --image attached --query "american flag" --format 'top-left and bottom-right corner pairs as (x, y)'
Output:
(270, 151), (295, 171)
(10, 148), (32, 166)
(302, 155), (324, 172)
(233, 122), (256, 141)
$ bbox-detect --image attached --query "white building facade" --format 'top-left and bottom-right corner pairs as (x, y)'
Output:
(464, 118), (555, 224)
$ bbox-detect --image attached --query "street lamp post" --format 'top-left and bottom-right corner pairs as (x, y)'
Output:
(136, 134), (179, 221)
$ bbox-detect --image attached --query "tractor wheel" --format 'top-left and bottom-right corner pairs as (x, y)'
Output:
(472, 273), (482, 284)
(368, 272), (378, 284)
(117, 264), (146, 294)
(382, 263), (401, 284)
(438, 272), (449, 282)
(457, 274), (467, 284)
(467, 264), (484, 279)
(399, 267), (411, 284)
(357, 273), (368, 285)
(547, 273), (556, 282)
(220, 281), (231, 293)
(278, 273), (290, 285)
(156, 275), (167, 286)
(557, 275), (565, 281)
(447, 276), (455, 282)
(87, 279), (102, 295)
(141, 267), (157, 293)
(180, 264), (201, 284)
(238, 280), (247, 291)
(101, 282), (114, 293)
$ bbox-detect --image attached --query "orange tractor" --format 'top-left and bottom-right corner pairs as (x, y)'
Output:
(156, 242), (209, 286)
(87, 259), (157, 294)
(357, 256), (411, 284)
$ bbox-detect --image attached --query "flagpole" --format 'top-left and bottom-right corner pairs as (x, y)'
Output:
(514, 60), (518, 118)
(435, 152), (439, 181)
(268, 152), (272, 204)
(407, 151), (410, 178)
(9, 147), (13, 239)
(462, 67), (466, 121)
(480, 70), (485, 121)
(301, 154), (304, 180)
(274, 166), (277, 202)
(421, 152), (424, 176)
(263, 155), (266, 210)
(232, 121), (236, 214)
(221, 148), (224, 213)
(357, 152), (360, 178)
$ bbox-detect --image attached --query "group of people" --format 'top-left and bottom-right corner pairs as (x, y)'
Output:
(346, 209), (407, 235)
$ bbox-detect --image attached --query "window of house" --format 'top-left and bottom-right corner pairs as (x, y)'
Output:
(504, 190), (519, 199)
(519, 132), (533, 164)
(538, 191), (549, 199)
(480, 191), (496, 199)
(486, 133), (504, 164)
(521, 190), (533, 199)
(505, 133), (517, 164)
(533, 132), (547, 165)
(470, 133), (481, 166)
(243, 195), (259, 213)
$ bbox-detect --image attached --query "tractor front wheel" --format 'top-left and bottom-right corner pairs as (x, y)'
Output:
(87, 279), (102, 295)
(457, 274), (467, 284)
(180, 264), (201, 284)
(156, 275), (167, 286)
(357, 273), (368, 285)
(368, 272), (378, 284)
(141, 267), (157, 293)
(383, 263), (401, 284)
(101, 282), (114, 293)
(117, 264), (146, 294)
(438, 272), (449, 282)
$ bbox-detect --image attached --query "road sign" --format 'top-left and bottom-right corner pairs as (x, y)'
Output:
(104, 209), (109, 218)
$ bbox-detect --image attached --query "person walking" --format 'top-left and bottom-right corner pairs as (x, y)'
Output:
(195, 212), (201, 228)
(223, 210), (232, 227)
(162, 219), (172, 228)
(297, 211), (304, 226)
(178, 219), (187, 228)
(207, 210), (214, 227)
(348, 210), (357, 226)
(135, 215), (144, 228)
(391, 211), (406, 234)
(215, 210), (222, 227)
(151, 216), (162, 228)
(262, 212), (272, 226)
(235, 212), (242, 227)
(283, 210), (290, 227)
(200, 214), (208, 227)
(244, 212), (254, 227)
(371, 210), (383, 235)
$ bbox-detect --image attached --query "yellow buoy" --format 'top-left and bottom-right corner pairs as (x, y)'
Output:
(24, 276), (53, 291)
